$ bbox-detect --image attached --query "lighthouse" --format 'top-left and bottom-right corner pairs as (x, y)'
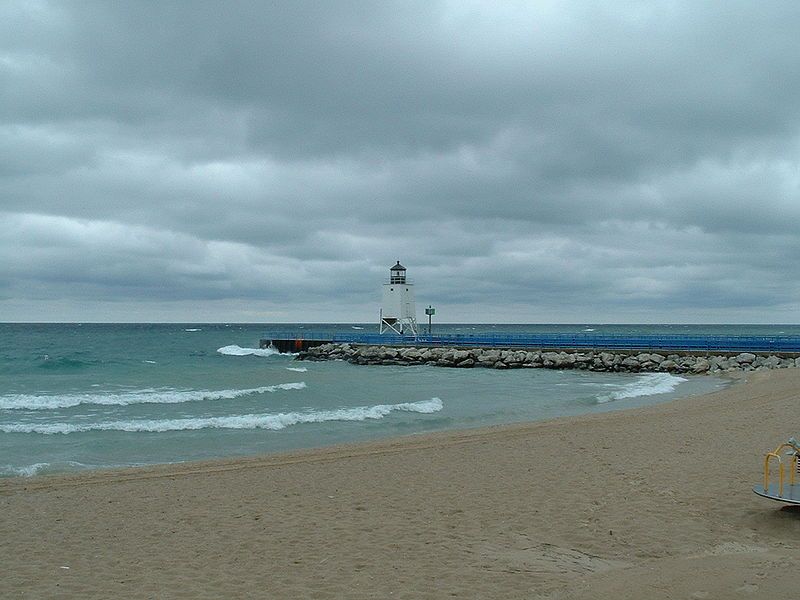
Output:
(380, 261), (418, 335)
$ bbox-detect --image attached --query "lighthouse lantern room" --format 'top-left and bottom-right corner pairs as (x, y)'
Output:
(380, 261), (418, 335)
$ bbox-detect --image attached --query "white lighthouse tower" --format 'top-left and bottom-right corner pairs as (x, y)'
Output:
(380, 261), (418, 336)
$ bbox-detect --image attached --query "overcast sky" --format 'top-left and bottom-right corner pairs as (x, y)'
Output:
(2, 1), (799, 323)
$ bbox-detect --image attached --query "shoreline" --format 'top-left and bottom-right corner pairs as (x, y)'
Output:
(1, 369), (728, 481)
(2, 369), (799, 598)
(0, 372), (737, 490)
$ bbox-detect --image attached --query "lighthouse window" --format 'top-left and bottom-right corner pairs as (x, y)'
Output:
(406, 288), (409, 291)
(390, 287), (394, 291)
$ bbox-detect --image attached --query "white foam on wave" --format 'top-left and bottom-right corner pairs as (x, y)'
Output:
(1, 398), (444, 435)
(596, 373), (687, 404)
(217, 345), (283, 357)
(0, 383), (306, 410)
(285, 367), (308, 372)
(0, 461), (88, 477)
(1, 462), (51, 477)
(184, 328), (202, 332)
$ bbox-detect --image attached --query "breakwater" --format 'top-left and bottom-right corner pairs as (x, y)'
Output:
(263, 331), (800, 353)
(298, 343), (800, 375)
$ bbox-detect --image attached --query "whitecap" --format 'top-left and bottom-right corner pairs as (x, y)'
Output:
(1, 397), (444, 434)
(184, 328), (202, 332)
(217, 345), (282, 357)
(285, 367), (308, 372)
(0, 382), (307, 410)
(596, 373), (687, 403)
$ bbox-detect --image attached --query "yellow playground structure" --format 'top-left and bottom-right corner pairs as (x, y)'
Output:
(754, 437), (800, 504)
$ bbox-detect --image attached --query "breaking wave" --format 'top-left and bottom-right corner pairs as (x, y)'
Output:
(0, 398), (444, 434)
(596, 373), (687, 403)
(0, 383), (307, 410)
(217, 345), (282, 357)
(285, 367), (308, 372)
(0, 461), (90, 477)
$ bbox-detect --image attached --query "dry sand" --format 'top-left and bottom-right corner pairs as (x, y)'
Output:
(2, 368), (800, 599)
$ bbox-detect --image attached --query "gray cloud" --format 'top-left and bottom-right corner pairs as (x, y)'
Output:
(2, 1), (800, 322)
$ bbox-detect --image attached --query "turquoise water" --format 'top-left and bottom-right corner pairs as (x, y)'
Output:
(0, 323), (758, 477)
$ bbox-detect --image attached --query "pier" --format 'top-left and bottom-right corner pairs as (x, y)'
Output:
(261, 331), (800, 354)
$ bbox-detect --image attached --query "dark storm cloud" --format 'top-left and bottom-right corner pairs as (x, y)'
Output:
(2, 1), (800, 322)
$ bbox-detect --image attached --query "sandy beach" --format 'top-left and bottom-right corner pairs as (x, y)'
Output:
(2, 368), (799, 599)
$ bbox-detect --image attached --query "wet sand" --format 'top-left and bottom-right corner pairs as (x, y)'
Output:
(2, 368), (799, 599)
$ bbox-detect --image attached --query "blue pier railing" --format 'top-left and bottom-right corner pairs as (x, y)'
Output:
(262, 331), (800, 353)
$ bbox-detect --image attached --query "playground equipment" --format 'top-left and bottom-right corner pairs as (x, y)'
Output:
(753, 437), (800, 504)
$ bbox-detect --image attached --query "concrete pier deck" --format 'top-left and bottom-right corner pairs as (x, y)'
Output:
(260, 331), (800, 354)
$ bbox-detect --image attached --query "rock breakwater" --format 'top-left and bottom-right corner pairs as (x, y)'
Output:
(297, 344), (800, 375)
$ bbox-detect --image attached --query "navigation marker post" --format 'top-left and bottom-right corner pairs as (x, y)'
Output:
(425, 305), (435, 335)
